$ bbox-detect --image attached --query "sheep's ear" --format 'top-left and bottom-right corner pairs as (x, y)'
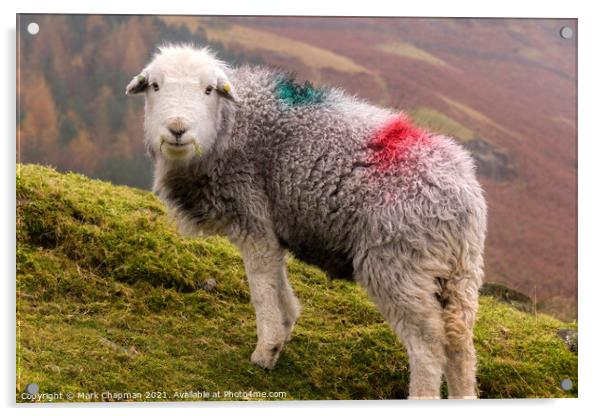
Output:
(216, 74), (238, 103)
(126, 71), (149, 95)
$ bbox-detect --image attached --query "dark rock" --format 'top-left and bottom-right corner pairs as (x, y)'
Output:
(556, 329), (578, 353)
(463, 138), (517, 181)
(479, 282), (533, 313)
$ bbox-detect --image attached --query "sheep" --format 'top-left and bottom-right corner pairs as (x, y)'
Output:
(126, 44), (487, 399)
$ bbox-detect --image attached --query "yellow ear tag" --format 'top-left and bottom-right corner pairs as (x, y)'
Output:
(222, 83), (231, 93)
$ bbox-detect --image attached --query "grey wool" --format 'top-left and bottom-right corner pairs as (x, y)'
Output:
(126, 44), (487, 399)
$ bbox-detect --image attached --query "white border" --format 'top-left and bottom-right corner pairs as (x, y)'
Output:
(2, 0), (601, 415)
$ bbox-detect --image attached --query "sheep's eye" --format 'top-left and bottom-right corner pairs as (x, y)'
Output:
(205, 85), (213, 95)
(151, 82), (160, 92)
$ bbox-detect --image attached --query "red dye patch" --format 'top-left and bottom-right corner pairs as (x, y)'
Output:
(368, 114), (430, 168)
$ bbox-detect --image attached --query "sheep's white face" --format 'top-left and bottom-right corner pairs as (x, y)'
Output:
(126, 46), (237, 164)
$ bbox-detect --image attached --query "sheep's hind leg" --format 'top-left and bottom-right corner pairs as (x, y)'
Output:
(390, 292), (447, 399)
(357, 251), (447, 399)
(239, 238), (290, 370)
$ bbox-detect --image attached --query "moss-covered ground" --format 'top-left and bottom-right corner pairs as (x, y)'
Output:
(16, 164), (577, 401)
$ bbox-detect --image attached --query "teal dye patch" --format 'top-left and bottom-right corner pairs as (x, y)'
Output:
(275, 77), (326, 106)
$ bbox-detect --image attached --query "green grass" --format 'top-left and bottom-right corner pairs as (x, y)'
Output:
(408, 107), (475, 142)
(16, 164), (577, 401)
(376, 42), (448, 67)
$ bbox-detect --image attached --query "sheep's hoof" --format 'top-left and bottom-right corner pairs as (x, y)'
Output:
(251, 344), (282, 370)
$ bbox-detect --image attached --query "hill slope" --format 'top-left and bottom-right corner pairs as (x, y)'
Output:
(16, 164), (577, 401)
(17, 15), (577, 319)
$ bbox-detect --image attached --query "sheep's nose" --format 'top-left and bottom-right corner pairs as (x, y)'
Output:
(168, 126), (187, 140)
(167, 120), (189, 140)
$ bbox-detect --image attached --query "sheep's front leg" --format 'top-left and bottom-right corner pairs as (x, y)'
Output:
(239, 240), (291, 370)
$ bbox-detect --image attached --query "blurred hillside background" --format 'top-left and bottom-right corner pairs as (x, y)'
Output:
(16, 15), (577, 320)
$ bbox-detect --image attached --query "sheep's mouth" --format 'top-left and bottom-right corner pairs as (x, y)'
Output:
(160, 137), (202, 157)
(161, 138), (193, 148)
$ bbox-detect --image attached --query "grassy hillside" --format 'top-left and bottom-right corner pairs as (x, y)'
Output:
(16, 164), (577, 401)
(376, 42), (449, 67)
